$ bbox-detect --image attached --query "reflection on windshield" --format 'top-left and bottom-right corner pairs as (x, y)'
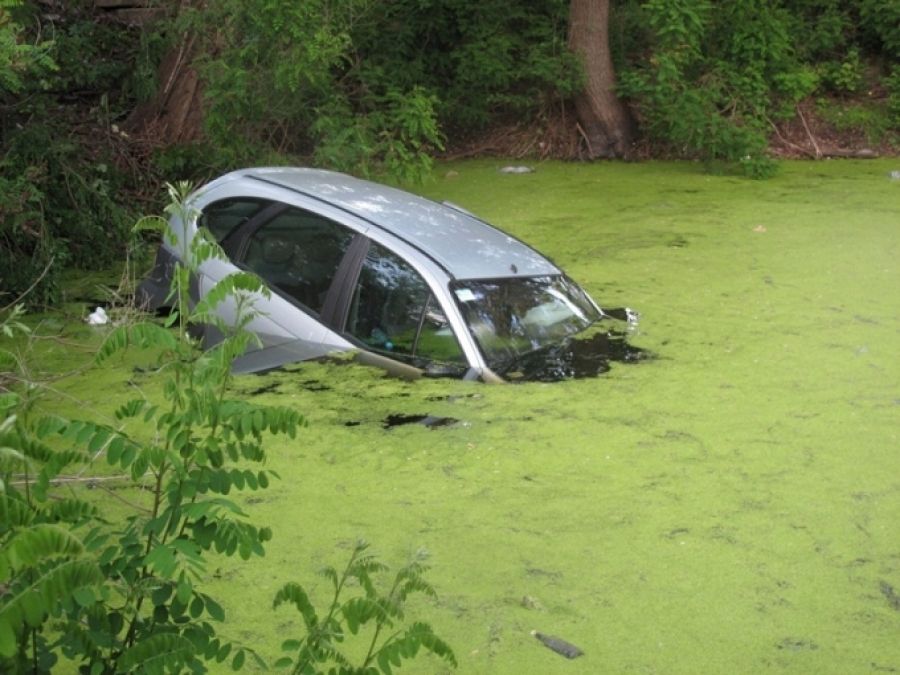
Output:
(451, 275), (601, 370)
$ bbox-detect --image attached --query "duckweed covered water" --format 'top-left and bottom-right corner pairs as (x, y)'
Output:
(35, 160), (900, 673)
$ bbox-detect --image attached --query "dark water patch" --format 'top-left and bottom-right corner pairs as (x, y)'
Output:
(425, 393), (483, 402)
(248, 382), (281, 396)
(525, 566), (563, 581)
(500, 327), (651, 383)
(776, 638), (819, 652)
(298, 379), (330, 392)
(382, 414), (459, 429)
(879, 581), (900, 611)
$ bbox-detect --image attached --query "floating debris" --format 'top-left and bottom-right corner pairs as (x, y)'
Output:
(381, 414), (459, 429)
(531, 630), (583, 659)
(521, 595), (543, 610)
(86, 306), (109, 326)
(880, 580), (900, 611)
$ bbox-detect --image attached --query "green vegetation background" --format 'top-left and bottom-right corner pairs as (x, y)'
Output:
(3, 0), (900, 304)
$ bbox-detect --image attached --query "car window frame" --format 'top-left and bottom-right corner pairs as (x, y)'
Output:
(194, 194), (477, 376)
(335, 237), (467, 373)
(221, 200), (365, 325)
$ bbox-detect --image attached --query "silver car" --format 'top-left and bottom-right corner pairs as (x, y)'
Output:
(137, 167), (613, 382)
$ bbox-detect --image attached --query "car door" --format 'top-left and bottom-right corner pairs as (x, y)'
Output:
(339, 240), (469, 377)
(198, 202), (360, 369)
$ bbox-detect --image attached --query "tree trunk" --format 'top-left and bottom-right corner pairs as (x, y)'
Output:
(125, 1), (204, 146)
(568, 0), (634, 159)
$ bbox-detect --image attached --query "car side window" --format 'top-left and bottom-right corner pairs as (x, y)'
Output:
(241, 208), (355, 315)
(346, 242), (465, 366)
(199, 199), (270, 242)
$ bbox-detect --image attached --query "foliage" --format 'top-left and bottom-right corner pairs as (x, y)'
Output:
(886, 66), (900, 124)
(816, 97), (897, 145)
(4, 0), (900, 298)
(0, 183), (305, 672)
(618, 0), (810, 174)
(182, 0), (578, 180)
(0, 302), (103, 670)
(0, 1), (152, 306)
(859, 0), (900, 58)
(273, 541), (457, 674)
(186, 0), (443, 181)
(818, 47), (864, 95)
(0, 0), (55, 94)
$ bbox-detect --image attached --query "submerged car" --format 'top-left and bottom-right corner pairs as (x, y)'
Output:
(137, 167), (620, 382)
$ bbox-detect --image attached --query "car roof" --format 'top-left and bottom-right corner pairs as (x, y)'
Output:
(207, 167), (560, 281)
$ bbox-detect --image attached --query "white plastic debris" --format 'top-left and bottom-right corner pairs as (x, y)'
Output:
(889, 170), (900, 181)
(499, 165), (535, 174)
(86, 307), (109, 326)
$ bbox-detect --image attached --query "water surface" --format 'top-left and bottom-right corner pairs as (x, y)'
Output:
(39, 160), (900, 673)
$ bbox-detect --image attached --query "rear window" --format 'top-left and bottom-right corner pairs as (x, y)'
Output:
(199, 199), (270, 242)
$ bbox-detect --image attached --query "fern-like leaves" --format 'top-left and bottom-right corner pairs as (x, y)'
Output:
(0, 556), (102, 657)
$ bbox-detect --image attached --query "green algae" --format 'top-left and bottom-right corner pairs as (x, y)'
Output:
(19, 160), (900, 673)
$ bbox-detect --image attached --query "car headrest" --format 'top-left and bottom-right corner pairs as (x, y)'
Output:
(262, 236), (293, 265)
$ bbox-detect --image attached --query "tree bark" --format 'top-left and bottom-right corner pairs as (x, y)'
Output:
(126, 37), (204, 145)
(125, 2), (204, 146)
(568, 0), (634, 159)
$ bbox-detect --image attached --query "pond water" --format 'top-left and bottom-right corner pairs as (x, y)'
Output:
(36, 160), (900, 673)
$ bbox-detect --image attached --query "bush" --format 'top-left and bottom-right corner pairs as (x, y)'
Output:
(1, 1), (150, 306)
(1, 185), (303, 672)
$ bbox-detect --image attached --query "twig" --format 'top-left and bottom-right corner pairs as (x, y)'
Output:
(767, 116), (816, 159)
(10, 474), (131, 487)
(575, 121), (594, 159)
(94, 481), (154, 514)
(796, 105), (821, 159)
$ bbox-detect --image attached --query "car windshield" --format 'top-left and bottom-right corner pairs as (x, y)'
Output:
(451, 275), (601, 372)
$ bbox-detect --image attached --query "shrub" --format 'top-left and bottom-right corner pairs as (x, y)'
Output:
(273, 541), (457, 673)
(1, 184), (303, 672)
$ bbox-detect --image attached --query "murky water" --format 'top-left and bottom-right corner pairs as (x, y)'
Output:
(499, 321), (650, 382)
(28, 160), (900, 673)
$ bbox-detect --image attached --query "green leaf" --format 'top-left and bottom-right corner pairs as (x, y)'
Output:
(216, 641), (231, 662)
(72, 586), (94, 607)
(117, 632), (194, 672)
(151, 583), (173, 607)
(0, 524), (84, 576)
(273, 582), (318, 630)
(107, 435), (124, 464)
(232, 649), (245, 669)
(0, 494), (34, 529)
(0, 559), (102, 657)
(204, 594), (225, 622)
(176, 575), (192, 604)
(190, 594), (204, 618)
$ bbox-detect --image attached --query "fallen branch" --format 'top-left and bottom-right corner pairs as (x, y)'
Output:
(767, 116), (817, 159)
(796, 105), (822, 159)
